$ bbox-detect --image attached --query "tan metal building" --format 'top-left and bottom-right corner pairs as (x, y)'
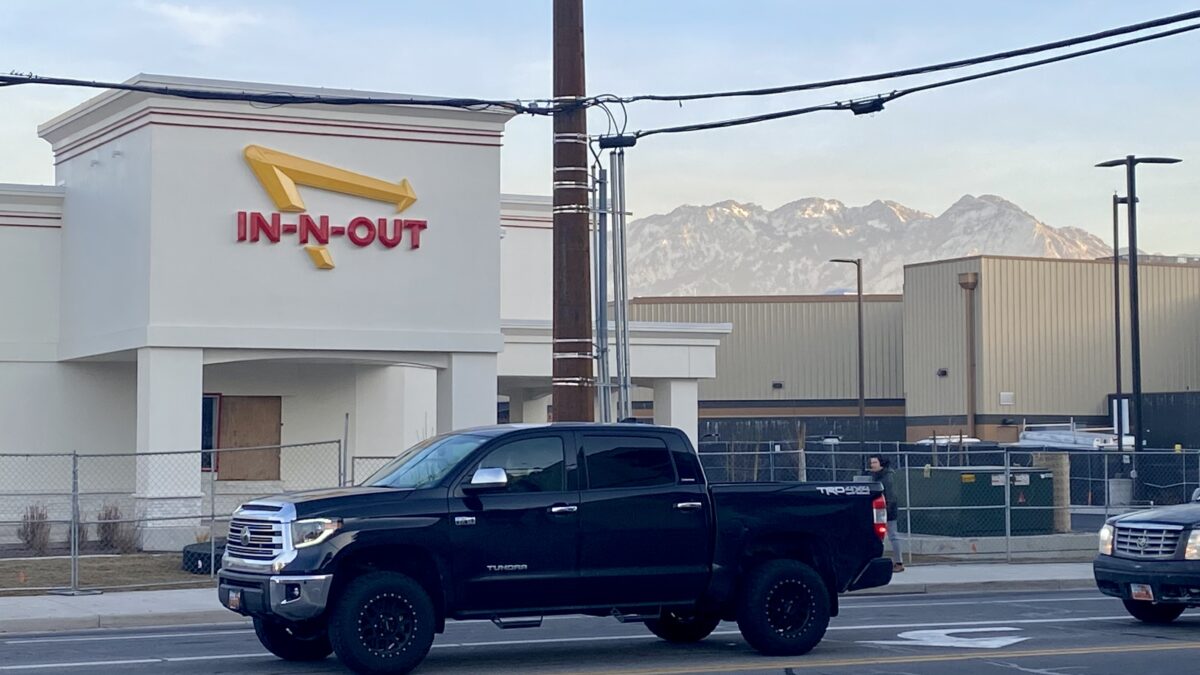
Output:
(630, 255), (1200, 444)
(629, 295), (906, 440)
(905, 255), (1200, 442)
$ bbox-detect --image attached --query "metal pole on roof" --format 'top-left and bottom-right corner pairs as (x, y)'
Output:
(609, 149), (632, 421)
(594, 162), (612, 423)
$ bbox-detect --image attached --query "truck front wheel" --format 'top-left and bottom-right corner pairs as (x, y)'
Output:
(253, 617), (332, 661)
(736, 559), (830, 656)
(644, 610), (722, 643)
(328, 572), (436, 675)
(1123, 599), (1185, 624)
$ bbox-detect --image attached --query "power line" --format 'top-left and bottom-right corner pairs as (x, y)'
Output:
(633, 20), (1200, 140)
(0, 72), (563, 116)
(620, 8), (1200, 104)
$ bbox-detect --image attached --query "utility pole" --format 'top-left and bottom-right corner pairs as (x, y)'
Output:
(551, 0), (594, 421)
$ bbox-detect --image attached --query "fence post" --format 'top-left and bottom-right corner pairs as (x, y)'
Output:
(209, 460), (217, 579)
(341, 414), (350, 487)
(51, 452), (99, 596)
(1004, 448), (1012, 564)
(1104, 452), (1110, 519)
(769, 444), (777, 482)
(70, 451), (79, 592)
(903, 451), (913, 566)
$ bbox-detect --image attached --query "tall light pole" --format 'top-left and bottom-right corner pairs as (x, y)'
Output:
(1111, 193), (1127, 453)
(831, 258), (865, 451)
(1096, 155), (1182, 452)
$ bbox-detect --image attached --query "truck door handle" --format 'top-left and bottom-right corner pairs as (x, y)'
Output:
(549, 505), (578, 514)
(674, 501), (703, 511)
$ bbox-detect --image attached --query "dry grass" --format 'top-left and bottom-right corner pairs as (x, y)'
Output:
(0, 554), (214, 596)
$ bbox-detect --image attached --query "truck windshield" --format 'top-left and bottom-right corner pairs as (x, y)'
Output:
(361, 433), (489, 489)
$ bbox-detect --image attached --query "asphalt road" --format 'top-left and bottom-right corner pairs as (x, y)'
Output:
(0, 590), (1197, 674)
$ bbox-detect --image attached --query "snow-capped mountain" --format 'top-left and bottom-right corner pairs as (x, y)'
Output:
(625, 194), (1113, 296)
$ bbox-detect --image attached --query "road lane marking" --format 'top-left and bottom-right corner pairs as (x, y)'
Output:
(0, 654), (270, 671)
(551, 641), (1200, 675)
(860, 627), (1028, 649)
(4, 630), (251, 645)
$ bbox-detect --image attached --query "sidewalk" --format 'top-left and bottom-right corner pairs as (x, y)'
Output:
(849, 561), (1096, 595)
(0, 562), (1098, 634)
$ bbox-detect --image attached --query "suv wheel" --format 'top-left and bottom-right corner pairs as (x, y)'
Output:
(645, 610), (722, 643)
(253, 617), (332, 661)
(736, 559), (830, 656)
(328, 572), (436, 675)
(1123, 599), (1185, 624)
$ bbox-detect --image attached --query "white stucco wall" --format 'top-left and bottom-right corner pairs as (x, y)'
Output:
(38, 75), (513, 360)
(500, 194), (553, 321)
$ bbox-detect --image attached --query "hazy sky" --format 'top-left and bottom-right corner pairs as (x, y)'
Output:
(2, 1), (1197, 252)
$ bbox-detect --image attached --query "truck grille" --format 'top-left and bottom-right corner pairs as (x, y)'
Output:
(226, 517), (284, 561)
(1114, 524), (1183, 560)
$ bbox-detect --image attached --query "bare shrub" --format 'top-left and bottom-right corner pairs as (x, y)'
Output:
(18, 504), (51, 556)
(96, 503), (140, 553)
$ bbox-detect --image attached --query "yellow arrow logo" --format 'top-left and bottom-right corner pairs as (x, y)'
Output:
(243, 144), (417, 213)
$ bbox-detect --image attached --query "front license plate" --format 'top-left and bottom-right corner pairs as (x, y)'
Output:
(1130, 583), (1154, 602)
(228, 588), (242, 611)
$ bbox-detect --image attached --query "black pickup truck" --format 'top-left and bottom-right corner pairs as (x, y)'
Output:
(218, 423), (892, 674)
(1094, 487), (1200, 623)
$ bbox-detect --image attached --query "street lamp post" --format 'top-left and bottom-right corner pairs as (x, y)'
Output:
(831, 258), (865, 452)
(1096, 155), (1182, 453)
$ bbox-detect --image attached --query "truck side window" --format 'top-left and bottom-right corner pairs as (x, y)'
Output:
(477, 437), (566, 493)
(583, 435), (675, 490)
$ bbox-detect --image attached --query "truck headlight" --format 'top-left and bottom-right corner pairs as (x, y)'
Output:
(1098, 524), (1114, 556)
(292, 518), (340, 549)
(1186, 530), (1200, 560)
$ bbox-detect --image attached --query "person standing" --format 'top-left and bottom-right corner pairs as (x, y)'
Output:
(868, 455), (904, 572)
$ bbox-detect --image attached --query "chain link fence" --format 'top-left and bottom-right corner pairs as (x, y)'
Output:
(351, 456), (395, 486)
(0, 441), (342, 595)
(698, 441), (1200, 565)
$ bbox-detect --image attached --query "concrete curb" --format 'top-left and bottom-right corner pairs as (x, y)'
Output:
(850, 578), (1097, 596)
(0, 610), (246, 634)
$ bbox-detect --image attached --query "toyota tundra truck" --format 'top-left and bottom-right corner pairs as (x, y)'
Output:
(218, 423), (893, 674)
(1094, 487), (1200, 623)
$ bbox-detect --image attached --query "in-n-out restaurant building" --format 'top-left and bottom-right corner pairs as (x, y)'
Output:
(0, 75), (727, 548)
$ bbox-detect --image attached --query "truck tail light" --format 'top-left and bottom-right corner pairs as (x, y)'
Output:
(872, 495), (887, 541)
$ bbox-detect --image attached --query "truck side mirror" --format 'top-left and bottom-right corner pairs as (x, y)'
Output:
(1192, 487), (1200, 503)
(464, 467), (509, 493)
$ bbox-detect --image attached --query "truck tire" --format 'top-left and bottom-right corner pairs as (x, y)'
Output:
(253, 617), (332, 661)
(1123, 599), (1185, 624)
(328, 572), (436, 675)
(736, 559), (830, 656)
(645, 610), (722, 643)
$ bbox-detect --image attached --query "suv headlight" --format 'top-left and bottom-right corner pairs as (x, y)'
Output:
(292, 518), (340, 549)
(1186, 530), (1200, 560)
(1098, 524), (1114, 555)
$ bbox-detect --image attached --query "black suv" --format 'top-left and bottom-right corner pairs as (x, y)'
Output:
(1094, 487), (1200, 623)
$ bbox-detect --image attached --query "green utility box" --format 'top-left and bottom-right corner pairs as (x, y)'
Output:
(893, 466), (1054, 536)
